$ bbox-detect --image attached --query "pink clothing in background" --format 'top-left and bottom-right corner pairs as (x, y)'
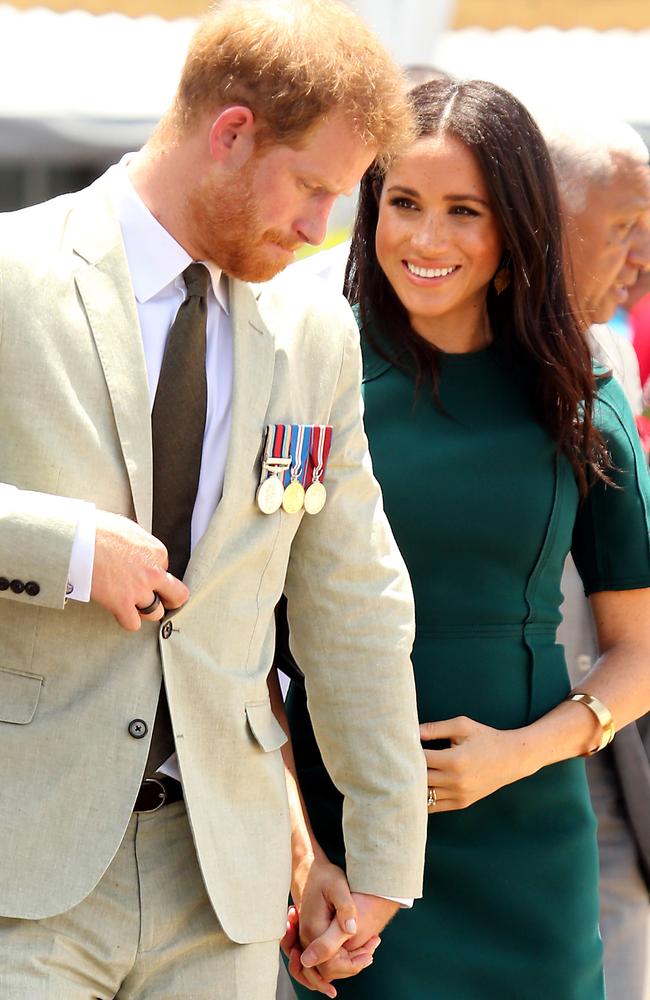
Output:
(631, 292), (650, 389)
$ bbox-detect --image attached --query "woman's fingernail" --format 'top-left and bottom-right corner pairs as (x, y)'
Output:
(345, 918), (357, 934)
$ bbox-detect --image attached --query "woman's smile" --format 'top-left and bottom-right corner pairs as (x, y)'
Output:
(403, 261), (460, 281)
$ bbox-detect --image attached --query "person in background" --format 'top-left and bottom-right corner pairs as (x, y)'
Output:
(0, 3), (429, 997)
(543, 116), (650, 1000)
(282, 78), (650, 999)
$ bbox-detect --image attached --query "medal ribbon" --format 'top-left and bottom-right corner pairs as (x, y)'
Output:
(306, 425), (333, 485)
(270, 424), (293, 486)
(261, 425), (275, 470)
(289, 424), (309, 486)
(267, 424), (332, 487)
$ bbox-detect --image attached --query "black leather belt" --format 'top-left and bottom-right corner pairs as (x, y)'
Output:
(133, 775), (183, 813)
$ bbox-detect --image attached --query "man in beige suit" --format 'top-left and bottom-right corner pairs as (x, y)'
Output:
(0, 2), (427, 997)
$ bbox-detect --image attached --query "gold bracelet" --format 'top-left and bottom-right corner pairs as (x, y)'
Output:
(568, 692), (616, 756)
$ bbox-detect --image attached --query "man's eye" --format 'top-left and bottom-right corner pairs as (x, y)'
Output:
(617, 220), (637, 239)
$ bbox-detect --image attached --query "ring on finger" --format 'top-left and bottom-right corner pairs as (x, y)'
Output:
(136, 593), (161, 616)
(427, 786), (437, 808)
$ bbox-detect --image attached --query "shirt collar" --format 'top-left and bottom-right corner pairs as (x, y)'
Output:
(105, 155), (230, 315)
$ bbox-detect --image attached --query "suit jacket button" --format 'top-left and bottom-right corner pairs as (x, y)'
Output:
(25, 581), (40, 597)
(10, 579), (25, 594)
(0, 577), (9, 591)
(161, 621), (173, 639)
(128, 719), (148, 739)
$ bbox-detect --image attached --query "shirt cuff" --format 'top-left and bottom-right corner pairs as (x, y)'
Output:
(66, 502), (96, 602)
(0, 481), (18, 511)
(356, 892), (413, 909)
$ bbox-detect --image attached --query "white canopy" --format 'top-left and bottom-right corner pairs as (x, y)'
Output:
(0, 3), (648, 163)
(0, 5), (195, 161)
(435, 26), (650, 142)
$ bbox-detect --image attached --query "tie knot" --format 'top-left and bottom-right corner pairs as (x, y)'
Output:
(183, 263), (210, 299)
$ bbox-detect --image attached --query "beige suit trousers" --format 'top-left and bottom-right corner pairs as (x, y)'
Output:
(0, 802), (279, 1000)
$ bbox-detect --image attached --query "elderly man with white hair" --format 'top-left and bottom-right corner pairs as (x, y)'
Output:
(543, 114), (650, 1000)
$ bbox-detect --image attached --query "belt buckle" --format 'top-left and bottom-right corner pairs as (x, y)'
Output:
(138, 777), (167, 813)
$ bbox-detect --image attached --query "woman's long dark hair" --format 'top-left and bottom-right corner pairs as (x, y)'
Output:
(345, 79), (609, 494)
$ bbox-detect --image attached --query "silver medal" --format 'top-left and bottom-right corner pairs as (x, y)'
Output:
(304, 480), (327, 514)
(256, 474), (285, 514)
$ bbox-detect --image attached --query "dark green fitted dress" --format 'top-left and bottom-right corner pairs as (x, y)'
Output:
(286, 330), (650, 999)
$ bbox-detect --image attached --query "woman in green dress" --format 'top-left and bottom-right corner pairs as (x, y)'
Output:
(282, 79), (650, 999)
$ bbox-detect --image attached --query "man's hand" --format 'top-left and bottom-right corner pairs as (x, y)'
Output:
(340, 894), (398, 952)
(91, 510), (189, 630)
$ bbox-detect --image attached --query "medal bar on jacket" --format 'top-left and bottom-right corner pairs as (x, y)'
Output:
(257, 424), (333, 515)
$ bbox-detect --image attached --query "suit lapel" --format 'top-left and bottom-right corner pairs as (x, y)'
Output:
(71, 185), (153, 529)
(186, 278), (276, 589)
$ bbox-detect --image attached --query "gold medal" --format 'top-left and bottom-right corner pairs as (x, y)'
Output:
(304, 480), (327, 515)
(281, 424), (307, 513)
(256, 474), (284, 514)
(282, 479), (305, 514)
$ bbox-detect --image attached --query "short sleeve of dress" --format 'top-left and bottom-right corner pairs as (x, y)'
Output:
(572, 374), (650, 595)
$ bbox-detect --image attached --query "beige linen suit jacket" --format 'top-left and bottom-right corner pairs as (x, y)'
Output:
(0, 177), (426, 942)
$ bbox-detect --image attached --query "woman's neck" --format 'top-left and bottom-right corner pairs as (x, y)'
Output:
(410, 303), (493, 355)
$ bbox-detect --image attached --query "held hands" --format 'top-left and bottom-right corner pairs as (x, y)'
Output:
(420, 716), (534, 811)
(301, 893), (397, 992)
(91, 510), (189, 631)
(281, 906), (380, 999)
(282, 853), (392, 997)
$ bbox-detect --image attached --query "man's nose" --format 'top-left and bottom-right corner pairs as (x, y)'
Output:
(297, 195), (337, 247)
(628, 215), (650, 273)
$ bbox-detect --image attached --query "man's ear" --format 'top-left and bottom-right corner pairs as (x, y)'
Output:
(208, 106), (256, 168)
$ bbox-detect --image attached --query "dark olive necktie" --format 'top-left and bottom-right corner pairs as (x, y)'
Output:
(144, 262), (209, 776)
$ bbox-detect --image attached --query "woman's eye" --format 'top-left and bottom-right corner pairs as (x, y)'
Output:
(389, 196), (417, 210)
(450, 205), (480, 217)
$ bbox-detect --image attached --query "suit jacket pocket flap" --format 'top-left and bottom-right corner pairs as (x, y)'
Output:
(0, 666), (44, 724)
(245, 700), (288, 752)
